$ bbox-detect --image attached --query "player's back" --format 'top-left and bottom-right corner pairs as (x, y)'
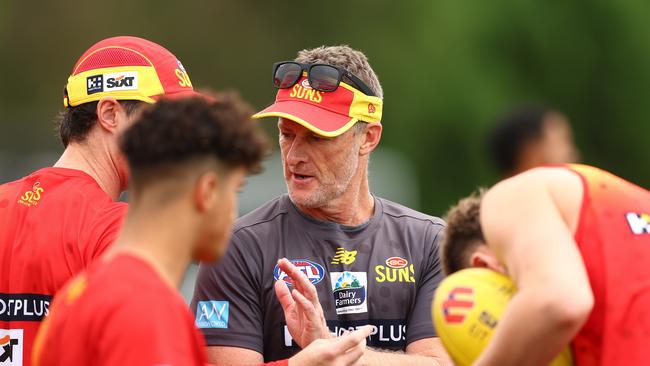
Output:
(0, 167), (126, 365)
(568, 164), (650, 366)
(33, 253), (206, 365)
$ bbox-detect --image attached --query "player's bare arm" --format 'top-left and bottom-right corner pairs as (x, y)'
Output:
(475, 167), (594, 366)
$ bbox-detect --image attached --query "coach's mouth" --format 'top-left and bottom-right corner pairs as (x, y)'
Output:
(290, 172), (315, 184)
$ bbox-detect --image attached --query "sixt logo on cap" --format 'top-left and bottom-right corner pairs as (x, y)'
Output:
(104, 71), (138, 91)
(274, 259), (325, 286)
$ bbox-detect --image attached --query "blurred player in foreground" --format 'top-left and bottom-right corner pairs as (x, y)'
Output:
(440, 164), (650, 365)
(487, 105), (579, 178)
(33, 94), (372, 365)
(0, 36), (198, 365)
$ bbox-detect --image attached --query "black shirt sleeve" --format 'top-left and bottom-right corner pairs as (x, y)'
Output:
(191, 230), (265, 353)
(405, 224), (445, 345)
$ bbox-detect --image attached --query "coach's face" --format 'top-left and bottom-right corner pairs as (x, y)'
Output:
(278, 118), (363, 209)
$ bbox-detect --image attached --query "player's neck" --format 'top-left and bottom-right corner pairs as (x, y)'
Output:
(297, 174), (374, 227)
(54, 141), (124, 200)
(112, 202), (196, 289)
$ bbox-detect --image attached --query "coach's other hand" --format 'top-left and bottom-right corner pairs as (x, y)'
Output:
(288, 326), (372, 366)
(275, 258), (331, 348)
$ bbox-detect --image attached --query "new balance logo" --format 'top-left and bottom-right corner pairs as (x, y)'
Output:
(332, 248), (357, 265)
(195, 301), (229, 329)
(626, 213), (650, 235)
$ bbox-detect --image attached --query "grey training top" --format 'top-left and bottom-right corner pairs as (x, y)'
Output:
(191, 194), (445, 362)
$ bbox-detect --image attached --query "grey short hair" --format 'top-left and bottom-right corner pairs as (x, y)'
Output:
(295, 45), (383, 99)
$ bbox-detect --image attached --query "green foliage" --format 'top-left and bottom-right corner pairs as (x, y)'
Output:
(1, 0), (648, 215)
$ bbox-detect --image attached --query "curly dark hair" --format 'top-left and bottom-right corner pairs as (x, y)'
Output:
(440, 189), (486, 275)
(56, 99), (142, 147)
(120, 91), (269, 189)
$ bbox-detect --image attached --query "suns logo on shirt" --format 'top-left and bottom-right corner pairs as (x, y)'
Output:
(17, 182), (44, 207)
(375, 257), (415, 283)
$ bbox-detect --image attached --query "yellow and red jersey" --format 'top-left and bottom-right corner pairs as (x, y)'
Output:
(0, 167), (126, 365)
(568, 164), (650, 365)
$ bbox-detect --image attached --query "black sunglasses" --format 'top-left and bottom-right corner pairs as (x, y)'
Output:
(272, 61), (376, 97)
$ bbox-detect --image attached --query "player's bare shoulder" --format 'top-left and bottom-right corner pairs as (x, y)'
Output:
(483, 166), (584, 235)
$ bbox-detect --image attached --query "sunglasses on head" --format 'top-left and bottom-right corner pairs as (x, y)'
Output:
(272, 61), (376, 97)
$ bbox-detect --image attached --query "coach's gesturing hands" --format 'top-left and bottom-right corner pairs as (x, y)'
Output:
(275, 258), (331, 348)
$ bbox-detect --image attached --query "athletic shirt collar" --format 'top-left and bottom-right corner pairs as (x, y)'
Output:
(282, 194), (383, 235)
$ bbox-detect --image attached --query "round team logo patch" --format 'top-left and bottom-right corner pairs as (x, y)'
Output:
(386, 257), (408, 269)
(274, 259), (325, 286)
(301, 78), (313, 90)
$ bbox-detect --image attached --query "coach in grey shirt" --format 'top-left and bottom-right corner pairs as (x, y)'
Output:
(192, 45), (450, 365)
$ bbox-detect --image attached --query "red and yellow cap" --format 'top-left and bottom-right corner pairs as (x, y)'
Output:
(64, 36), (199, 107)
(252, 75), (383, 137)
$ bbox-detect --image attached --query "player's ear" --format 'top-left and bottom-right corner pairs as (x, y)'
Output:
(359, 122), (382, 156)
(193, 171), (220, 213)
(96, 97), (123, 133)
(469, 248), (507, 274)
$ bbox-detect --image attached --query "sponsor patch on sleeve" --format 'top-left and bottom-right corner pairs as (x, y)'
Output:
(195, 301), (229, 329)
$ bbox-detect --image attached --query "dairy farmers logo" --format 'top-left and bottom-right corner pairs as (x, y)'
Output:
(195, 301), (229, 329)
(274, 259), (325, 286)
(0, 329), (23, 365)
(331, 272), (368, 315)
(442, 287), (475, 324)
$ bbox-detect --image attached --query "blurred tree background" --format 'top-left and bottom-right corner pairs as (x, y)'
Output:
(1, 0), (649, 216)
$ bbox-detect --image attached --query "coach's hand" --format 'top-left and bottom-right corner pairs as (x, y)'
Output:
(288, 326), (372, 366)
(275, 258), (331, 348)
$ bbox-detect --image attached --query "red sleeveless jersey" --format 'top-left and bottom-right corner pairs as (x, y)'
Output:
(0, 168), (126, 366)
(569, 164), (650, 365)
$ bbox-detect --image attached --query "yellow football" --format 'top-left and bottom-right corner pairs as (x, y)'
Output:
(432, 268), (573, 366)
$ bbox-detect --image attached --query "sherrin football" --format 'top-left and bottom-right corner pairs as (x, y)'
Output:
(432, 268), (573, 366)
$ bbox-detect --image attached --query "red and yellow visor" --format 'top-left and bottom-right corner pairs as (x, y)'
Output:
(253, 76), (383, 137)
